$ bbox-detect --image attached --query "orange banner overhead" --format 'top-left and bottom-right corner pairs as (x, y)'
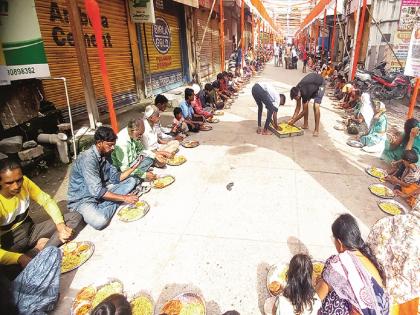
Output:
(251, 0), (275, 30)
(297, 0), (332, 34)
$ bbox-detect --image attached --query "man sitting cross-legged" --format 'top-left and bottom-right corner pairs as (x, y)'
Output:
(68, 126), (140, 230)
(0, 158), (84, 279)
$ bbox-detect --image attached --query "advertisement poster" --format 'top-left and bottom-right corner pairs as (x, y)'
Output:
(0, 0), (50, 82)
(405, 26), (420, 76)
(399, 0), (420, 31)
(390, 31), (411, 70)
(128, 0), (156, 23)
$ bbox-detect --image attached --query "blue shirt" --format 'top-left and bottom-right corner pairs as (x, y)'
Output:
(67, 145), (121, 209)
(179, 100), (194, 119)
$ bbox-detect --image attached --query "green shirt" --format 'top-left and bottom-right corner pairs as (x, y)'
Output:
(112, 127), (147, 178)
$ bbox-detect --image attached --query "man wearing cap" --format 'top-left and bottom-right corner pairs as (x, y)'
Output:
(288, 73), (325, 137)
(142, 105), (179, 157)
(251, 82), (286, 135)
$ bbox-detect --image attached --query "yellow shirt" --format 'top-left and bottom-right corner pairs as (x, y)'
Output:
(0, 176), (64, 265)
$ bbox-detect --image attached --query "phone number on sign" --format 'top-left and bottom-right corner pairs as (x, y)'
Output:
(7, 67), (36, 76)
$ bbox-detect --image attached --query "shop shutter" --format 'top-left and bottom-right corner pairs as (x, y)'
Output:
(211, 18), (221, 74)
(140, 10), (183, 94)
(197, 10), (213, 81)
(35, 0), (137, 119)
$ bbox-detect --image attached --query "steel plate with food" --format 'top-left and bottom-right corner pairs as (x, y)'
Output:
(152, 175), (175, 189)
(61, 241), (94, 274)
(377, 200), (405, 216)
(368, 184), (395, 199)
(160, 292), (206, 315)
(130, 294), (154, 315)
(266, 260), (325, 296)
(167, 155), (187, 166)
(71, 279), (124, 315)
(208, 117), (219, 123)
(276, 123), (302, 134)
(117, 201), (150, 222)
(200, 125), (213, 131)
(365, 166), (387, 179)
(214, 110), (224, 116)
(181, 140), (199, 148)
(346, 140), (364, 148)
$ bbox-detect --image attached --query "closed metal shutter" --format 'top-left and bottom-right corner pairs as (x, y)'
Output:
(35, 0), (138, 119)
(140, 10), (183, 95)
(197, 10), (213, 81)
(211, 18), (221, 75)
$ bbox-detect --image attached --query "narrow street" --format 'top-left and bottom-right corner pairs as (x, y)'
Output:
(50, 62), (390, 314)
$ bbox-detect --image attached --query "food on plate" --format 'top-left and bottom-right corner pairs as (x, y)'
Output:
(153, 176), (175, 189)
(118, 201), (148, 222)
(161, 300), (182, 315)
(61, 242), (93, 273)
(367, 167), (387, 179)
(181, 140), (199, 148)
(277, 123), (301, 134)
(73, 300), (92, 315)
(268, 281), (282, 295)
(130, 296), (153, 315)
(378, 202), (403, 216)
(75, 285), (97, 302)
(312, 262), (325, 284)
(167, 155), (186, 166)
(91, 281), (124, 308)
(369, 184), (394, 198)
(214, 110), (224, 116)
(179, 303), (205, 315)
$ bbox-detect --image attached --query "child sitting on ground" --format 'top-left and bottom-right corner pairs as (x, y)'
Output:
(386, 149), (420, 209)
(171, 107), (189, 137)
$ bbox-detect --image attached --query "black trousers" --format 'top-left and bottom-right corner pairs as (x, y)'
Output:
(252, 84), (277, 129)
(0, 212), (84, 280)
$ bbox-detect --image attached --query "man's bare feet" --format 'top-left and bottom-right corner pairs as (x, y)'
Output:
(302, 125), (309, 130)
(35, 238), (49, 251)
(257, 127), (262, 134)
(261, 129), (272, 135)
(313, 131), (319, 137)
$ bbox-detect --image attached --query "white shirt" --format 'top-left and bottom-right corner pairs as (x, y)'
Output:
(275, 295), (321, 315)
(292, 48), (297, 58)
(142, 119), (159, 151)
(258, 82), (281, 109)
(274, 46), (280, 56)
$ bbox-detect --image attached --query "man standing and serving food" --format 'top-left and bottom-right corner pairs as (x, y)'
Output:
(68, 126), (141, 230)
(288, 73), (325, 137)
(251, 82), (286, 135)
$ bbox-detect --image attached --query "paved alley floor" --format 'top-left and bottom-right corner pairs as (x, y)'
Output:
(50, 62), (394, 314)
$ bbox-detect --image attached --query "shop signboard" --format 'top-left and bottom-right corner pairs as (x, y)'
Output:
(152, 17), (171, 54)
(399, 0), (420, 31)
(390, 31), (411, 70)
(0, 0), (50, 82)
(405, 26), (420, 77)
(128, 0), (155, 23)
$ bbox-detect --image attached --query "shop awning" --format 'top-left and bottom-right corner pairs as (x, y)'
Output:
(297, 0), (332, 34)
(173, 0), (199, 8)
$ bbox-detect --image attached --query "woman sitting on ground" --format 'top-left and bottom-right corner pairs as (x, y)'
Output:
(265, 254), (322, 315)
(382, 118), (420, 165)
(359, 100), (388, 153)
(367, 209), (419, 314)
(386, 149), (420, 209)
(316, 214), (389, 315)
(345, 92), (373, 137)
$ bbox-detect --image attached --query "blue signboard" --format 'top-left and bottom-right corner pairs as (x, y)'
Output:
(152, 17), (171, 54)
